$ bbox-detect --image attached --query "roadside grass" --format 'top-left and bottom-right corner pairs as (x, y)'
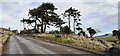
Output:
(75, 38), (107, 52)
(33, 34), (75, 44)
(0, 35), (2, 55)
(0, 34), (10, 55)
(22, 34), (75, 44)
(26, 34), (119, 54)
(30, 34), (103, 51)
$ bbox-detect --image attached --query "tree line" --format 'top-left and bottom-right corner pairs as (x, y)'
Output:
(20, 2), (98, 38)
(20, 2), (119, 39)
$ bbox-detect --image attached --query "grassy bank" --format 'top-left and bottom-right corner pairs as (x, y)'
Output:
(0, 34), (10, 55)
(25, 34), (119, 54)
(94, 37), (118, 42)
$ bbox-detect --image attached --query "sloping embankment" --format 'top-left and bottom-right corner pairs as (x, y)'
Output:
(0, 34), (10, 55)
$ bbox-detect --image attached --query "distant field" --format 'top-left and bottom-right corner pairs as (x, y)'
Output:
(94, 37), (118, 42)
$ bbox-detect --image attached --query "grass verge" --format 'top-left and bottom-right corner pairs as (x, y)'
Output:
(24, 34), (105, 55)
(0, 34), (10, 55)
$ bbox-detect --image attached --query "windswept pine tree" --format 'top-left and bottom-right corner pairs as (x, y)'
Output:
(63, 7), (81, 34)
(20, 18), (36, 30)
(28, 2), (65, 33)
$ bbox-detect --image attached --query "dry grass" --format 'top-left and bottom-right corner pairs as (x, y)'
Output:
(30, 34), (119, 53)
(0, 34), (10, 55)
(0, 35), (3, 55)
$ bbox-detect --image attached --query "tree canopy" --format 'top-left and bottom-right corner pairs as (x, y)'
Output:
(63, 7), (81, 34)
(26, 2), (65, 33)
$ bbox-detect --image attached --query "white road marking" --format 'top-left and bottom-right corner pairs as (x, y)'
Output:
(31, 45), (45, 54)
(16, 36), (56, 54)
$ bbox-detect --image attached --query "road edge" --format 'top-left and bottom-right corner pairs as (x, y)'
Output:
(23, 35), (104, 56)
(1, 35), (10, 56)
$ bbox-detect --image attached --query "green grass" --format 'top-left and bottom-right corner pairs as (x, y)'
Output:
(32, 35), (106, 50)
(94, 37), (118, 42)
(33, 35), (75, 44)
(28, 34), (119, 53)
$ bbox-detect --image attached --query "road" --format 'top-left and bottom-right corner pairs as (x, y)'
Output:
(2, 35), (102, 56)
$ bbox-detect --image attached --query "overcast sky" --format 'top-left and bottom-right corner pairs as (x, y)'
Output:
(0, 0), (119, 35)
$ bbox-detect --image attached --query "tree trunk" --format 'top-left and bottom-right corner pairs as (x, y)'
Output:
(68, 16), (70, 33)
(90, 34), (93, 38)
(41, 19), (44, 33)
(44, 23), (46, 33)
(37, 26), (39, 33)
(35, 16), (37, 33)
(60, 25), (62, 33)
(90, 35), (92, 38)
(23, 23), (26, 30)
(73, 20), (75, 34)
(59, 20), (62, 33)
